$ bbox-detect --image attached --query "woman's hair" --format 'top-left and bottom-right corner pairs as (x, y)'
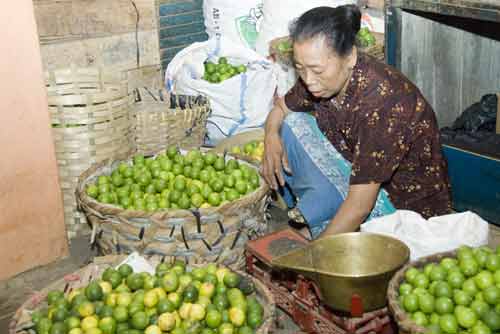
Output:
(289, 5), (361, 57)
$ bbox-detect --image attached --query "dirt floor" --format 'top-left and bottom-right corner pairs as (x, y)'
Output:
(2, 207), (500, 333)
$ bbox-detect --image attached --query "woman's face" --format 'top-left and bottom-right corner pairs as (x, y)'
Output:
(293, 36), (356, 99)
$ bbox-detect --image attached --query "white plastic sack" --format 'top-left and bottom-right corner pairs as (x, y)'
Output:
(360, 210), (490, 261)
(165, 37), (277, 144)
(203, 0), (263, 50)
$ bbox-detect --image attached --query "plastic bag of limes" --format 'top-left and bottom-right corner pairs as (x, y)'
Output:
(396, 245), (500, 334)
(203, 57), (247, 84)
(31, 260), (266, 334)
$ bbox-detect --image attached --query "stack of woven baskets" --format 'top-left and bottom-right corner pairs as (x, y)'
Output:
(47, 68), (211, 240)
(47, 67), (134, 238)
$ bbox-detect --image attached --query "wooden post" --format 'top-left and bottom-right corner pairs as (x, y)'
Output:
(497, 93), (500, 134)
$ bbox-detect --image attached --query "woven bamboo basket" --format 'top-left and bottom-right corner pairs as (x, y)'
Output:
(212, 129), (265, 165)
(387, 250), (457, 334)
(47, 67), (134, 239)
(9, 255), (276, 334)
(269, 34), (385, 65)
(76, 150), (270, 269)
(132, 94), (210, 156)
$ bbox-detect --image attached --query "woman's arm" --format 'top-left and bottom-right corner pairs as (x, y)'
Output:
(319, 183), (380, 237)
(262, 97), (292, 190)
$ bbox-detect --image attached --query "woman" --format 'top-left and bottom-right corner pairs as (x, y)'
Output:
(262, 5), (452, 239)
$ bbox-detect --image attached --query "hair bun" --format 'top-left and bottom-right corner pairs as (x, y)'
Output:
(341, 4), (361, 36)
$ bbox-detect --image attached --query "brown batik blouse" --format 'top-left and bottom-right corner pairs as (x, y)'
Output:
(284, 53), (452, 218)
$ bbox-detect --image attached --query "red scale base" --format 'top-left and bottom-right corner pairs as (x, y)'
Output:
(245, 229), (397, 334)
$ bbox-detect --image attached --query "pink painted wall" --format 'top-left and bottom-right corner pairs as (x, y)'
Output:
(0, 0), (68, 280)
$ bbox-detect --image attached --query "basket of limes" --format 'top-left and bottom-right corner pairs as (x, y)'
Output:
(387, 245), (500, 334)
(10, 255), (275, 334)
(76, 146), (270, 268)
(212, 130), (265, 165)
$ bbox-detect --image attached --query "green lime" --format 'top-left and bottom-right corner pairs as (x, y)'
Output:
(419, 293), (435, 314)
(207, 192), (221, 207)
(430, 266), (448, 282)
(98, 316), (117, 334)
(483, 286), (500, 305)
(183, 285), (199, 303)
(191, 193), (204, 208)
(78, 301), (95, 318)
(454, 289), (472, 306)
(223, 272), (241, 289)
(51, 307), (68, 322)
(127, 273), (145, 291)
(156, 299), (174, 314)
(213, 157), (225, 171)
(247, 311), (263, 329)
(64, 316), (80, 330)
(439, 314), (458, 334)
(447, 270), (465, 289)
(118, 264), (133, 278)
(455, 306), (477, 329)
(213, 293), (229, 311)
(481, 309), (500, 330)
(218, 323), (234, 334)
(178, 193), (191, 209)
(435, 282), (453, 298)
(475, 271), (495, 290)
(162, 272), (179, 292)
(205, 62), (216, 74)
(463, 279), (479, 296)
(86, 184), (99, 198)
(470, 299), (489, 318)
(412, 311), (428, 327)
(167, 292), (182, 309)
(435, 297), (454, 315)
(460, 258), (479, 277)
(131, 311), (149, 330)
(169, 190), (182, 204)
(113, 306), (129, 323)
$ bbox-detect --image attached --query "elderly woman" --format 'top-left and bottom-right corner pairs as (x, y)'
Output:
(262, 5), (452, 239)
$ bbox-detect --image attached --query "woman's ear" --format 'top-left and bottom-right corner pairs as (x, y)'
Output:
(347, 47), (358, 70)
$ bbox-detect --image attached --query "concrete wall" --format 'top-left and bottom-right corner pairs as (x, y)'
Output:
(0, 1), (68, 280)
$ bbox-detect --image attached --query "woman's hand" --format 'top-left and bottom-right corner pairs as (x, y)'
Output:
(262, 133), (291, 190)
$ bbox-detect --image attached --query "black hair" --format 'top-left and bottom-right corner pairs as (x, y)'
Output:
(289, 5), (361, 57)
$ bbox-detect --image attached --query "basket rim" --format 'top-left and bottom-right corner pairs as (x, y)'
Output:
(387, 249), (458, 334)
(9, 255), (275, 334)
(76, 149), (270, 219)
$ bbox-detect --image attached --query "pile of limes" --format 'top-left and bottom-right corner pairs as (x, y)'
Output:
(398, 245), (500, 334)
(85, 146), (261, 211)
(229, 141), (264, 163)
(202, 57), (247, 84)
(356, 28), (376, 48)
(32, 261), (265, 334)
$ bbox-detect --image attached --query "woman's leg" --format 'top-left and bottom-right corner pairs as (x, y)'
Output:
(279, 112), (396, 239)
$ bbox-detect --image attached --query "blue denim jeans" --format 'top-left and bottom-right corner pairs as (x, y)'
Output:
(279, 112), (396, 239)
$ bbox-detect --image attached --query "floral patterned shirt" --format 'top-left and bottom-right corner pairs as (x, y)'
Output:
(284, 53), (452, 218)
